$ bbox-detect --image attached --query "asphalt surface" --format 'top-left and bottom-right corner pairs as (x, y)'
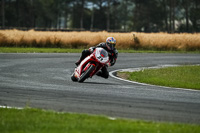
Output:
(0, 53), (200, 124)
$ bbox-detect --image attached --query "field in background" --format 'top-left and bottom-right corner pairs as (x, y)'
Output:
(0, 30), (200, 51)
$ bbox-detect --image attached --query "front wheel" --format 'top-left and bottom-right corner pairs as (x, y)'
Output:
(78, 64), (95, 83)
(71, 73), (78, 82)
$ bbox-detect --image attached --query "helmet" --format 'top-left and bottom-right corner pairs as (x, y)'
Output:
(106, 37), (116, 50)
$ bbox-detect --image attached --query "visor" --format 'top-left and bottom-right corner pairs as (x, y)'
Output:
(107, 43), (116, 50)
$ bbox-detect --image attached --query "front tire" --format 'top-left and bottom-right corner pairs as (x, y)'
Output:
(78, 64), (95, 83)
(71, 73), (78, 82)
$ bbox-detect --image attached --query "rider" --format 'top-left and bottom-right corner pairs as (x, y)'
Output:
(75, 37), (118, 79)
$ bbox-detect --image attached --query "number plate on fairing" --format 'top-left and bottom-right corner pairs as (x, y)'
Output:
(95, 48), (109, 64)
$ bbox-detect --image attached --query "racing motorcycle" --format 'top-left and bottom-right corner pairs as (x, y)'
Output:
(71, 47), (109, 83)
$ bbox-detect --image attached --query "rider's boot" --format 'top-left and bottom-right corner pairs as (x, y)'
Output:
(96, 70), (109, 79)
(75, 49), (91, 66)
(75, 55), (84, 66)
(75, 57), (84, 66)
(96, 71), (102, 77)
(75, 60), (81, 66)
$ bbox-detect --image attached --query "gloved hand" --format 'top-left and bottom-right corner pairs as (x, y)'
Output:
(89, 47), (95, 53)
(106, 62), (111, 67)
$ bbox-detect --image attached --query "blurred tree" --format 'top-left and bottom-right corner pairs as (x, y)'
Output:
(107, 0), (110, 31)
(160, 0), (169, 32)
(109, 0), (121, 31)
(1, 0), (199, 32)
(92, 0), (107, 30)
(71, 0), (90, 29)
(182, 0), (190, 32)
(190, 0), (200, 32)
(132, 0), (166, 32)
(1, 0), (5, 28)
(119, 0), (129, 31)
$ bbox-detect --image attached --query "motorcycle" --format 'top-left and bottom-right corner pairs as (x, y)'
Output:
(71, 47), (110, 83)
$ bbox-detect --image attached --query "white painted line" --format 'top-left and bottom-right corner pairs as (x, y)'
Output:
(108, 117), (117, 120)
(0, 105), (23, 109)
(109, 64), (200, 92)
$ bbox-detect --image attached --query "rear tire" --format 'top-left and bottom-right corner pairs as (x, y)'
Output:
(78, 64), (95, 83)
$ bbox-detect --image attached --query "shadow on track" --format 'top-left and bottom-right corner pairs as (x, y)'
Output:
(82, 81), (117, 85)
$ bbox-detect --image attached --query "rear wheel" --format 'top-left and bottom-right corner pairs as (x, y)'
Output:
(78, 64), (95, 83)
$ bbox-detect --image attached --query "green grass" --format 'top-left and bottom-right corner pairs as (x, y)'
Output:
(118, 65), (200, 90)
(0, 107), (199, 133)
(0, 47), (200, 53)
(0, 47), (83, 53)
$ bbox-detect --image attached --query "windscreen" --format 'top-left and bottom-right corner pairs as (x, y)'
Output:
(100, 49), (108, 58)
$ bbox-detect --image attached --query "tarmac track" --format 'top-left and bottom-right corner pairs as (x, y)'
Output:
(0, 53), (200, 124)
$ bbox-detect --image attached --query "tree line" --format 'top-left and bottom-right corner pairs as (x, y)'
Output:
(1, 0), (200, 32)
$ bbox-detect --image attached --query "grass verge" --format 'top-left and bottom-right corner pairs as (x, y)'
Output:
(117, 65), (200, 90)
(0, 47), (83, 53)
(0, 47), (200, 53)
(0, 107), (200, 133)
